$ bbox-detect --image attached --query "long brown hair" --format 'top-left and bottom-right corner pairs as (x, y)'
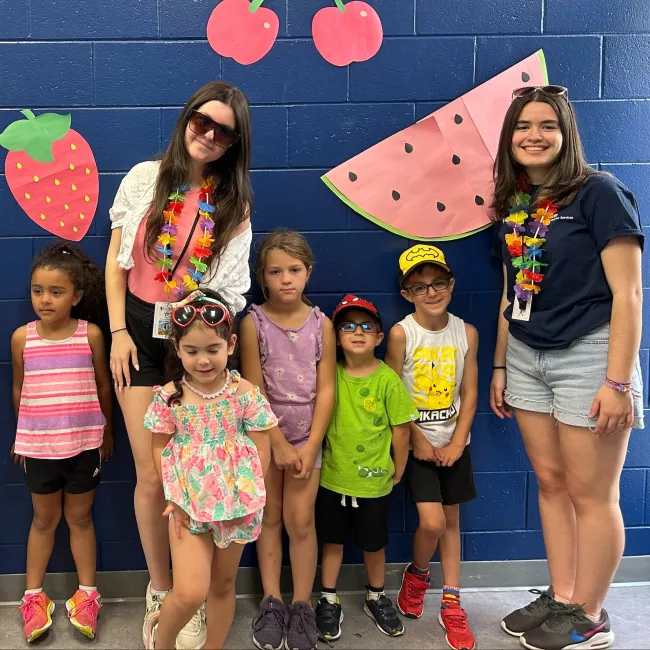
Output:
(254, 229), (314, 303)
(492, 90), (596, 219)
(144, 81), (252, 277)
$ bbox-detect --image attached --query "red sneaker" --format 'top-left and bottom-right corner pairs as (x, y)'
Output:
(438, 603), (475, 650)
(396, 565), (429, 619)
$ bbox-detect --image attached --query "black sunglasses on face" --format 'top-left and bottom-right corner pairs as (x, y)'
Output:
(338, 321), (379, 334)
(188, 110), (239, 149)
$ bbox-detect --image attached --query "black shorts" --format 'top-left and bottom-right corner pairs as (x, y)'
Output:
(315, 486), (389, 553)
(405, 446), (477, 505)
(125, 290), (169, 387)
(24, 449), (101, 495)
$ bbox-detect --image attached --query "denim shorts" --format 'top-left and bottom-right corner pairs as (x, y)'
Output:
(505, 324), (644, 429)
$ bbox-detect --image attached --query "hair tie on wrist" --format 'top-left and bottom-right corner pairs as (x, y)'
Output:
(493, 365), (506, 370)
(111, 327), (127, 334)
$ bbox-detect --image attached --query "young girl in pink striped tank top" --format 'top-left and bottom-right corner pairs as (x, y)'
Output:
(10, 242), (113, 644)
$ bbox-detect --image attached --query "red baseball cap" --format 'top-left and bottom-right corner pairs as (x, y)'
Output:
(332, 294), (382, 325)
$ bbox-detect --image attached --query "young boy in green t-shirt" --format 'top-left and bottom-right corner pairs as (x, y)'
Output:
(315, 294), (418, 642)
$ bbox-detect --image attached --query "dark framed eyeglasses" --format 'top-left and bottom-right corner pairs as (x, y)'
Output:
(188, 110), (239, 150)
(512, 85), (568, 101)
(338, 321), (379, 334)
(171, 303), (232, 328)
(406, 278), (452, 296)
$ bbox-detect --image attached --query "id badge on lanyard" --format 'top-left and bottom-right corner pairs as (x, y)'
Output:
(511, 297), (532, 322)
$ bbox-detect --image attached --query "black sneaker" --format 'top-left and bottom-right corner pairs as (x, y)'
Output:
(501, 588), (569, 637)
(285, 601), (319, 650)
(520, 605), (614, 650)
(252, 596), (286, 650)
(363, 594), (404, 637)
(315, 596), (343, 641)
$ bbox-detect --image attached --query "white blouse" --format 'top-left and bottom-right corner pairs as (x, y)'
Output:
(109, 160), (252, 314)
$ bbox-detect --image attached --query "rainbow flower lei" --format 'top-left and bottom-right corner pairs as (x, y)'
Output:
(154, 176), (216, 299)
(505, 179), (558, 304)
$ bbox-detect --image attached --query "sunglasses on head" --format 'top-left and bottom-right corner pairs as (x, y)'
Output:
(338, 321), (379, 334)
(512, 85), (568, 101)
(188, 110), (239, 150)
(171, 301), (232, 329)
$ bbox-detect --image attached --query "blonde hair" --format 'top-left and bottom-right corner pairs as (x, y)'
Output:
(255, 229), (314, 302)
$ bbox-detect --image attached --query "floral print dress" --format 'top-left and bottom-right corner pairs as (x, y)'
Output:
(144, 370), (277, 546)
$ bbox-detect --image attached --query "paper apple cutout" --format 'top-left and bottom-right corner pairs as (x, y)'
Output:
(312, 0), (383, 67)
(207, 0), (279, 65)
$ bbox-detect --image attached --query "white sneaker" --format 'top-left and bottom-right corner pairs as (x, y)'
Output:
(175, 604), (207, 650)
(143, 583), (166, 649)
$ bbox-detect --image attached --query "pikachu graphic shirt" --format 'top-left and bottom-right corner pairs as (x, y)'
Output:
(398, 313), (470, 448)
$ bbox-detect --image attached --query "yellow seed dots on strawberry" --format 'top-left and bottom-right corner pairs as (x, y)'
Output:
(64, 204), (69, 210)
(85, 168), (91, 174)
(84, 195), (90, 202)
(33, 176), (39, 182)
(40, 213), (46, 220)
(46, 196), (51, 203)
(69, 164), (75, 170)
(79, 213), (85, 220)
(71, 184), (77, 191)
(59, 221), (64, 227)
(16, 162), (22, 169)
(73, 226), (78, 232)
(54, 179), (60, 186)
(71, 143), (77, 150)
(24, 192), (30, 199)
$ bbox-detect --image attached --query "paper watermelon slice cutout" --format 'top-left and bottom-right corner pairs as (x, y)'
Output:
(322, 50), (548, 241)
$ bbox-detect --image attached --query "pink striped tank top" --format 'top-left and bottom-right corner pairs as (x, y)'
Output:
(15, 320), (105, 459)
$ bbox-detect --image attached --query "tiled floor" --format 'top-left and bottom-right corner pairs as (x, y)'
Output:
(1, 585), (648, 649)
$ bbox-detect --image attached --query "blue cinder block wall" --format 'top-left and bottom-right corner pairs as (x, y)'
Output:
(0, 0), (649, 574)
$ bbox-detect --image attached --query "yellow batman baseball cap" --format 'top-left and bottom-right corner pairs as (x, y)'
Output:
(398, 244), (452, 286)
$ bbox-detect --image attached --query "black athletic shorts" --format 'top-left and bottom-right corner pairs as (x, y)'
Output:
(24, 448), (101, 495)
(404, 445), (477, 505)
(315, 486), (390, 553)
(124, 290), (169, 387)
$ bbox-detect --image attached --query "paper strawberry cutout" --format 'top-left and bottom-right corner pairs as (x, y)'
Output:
(0, 110), (98, 241)
(312, 0), (383, 67)
(207, 0), (279, 65)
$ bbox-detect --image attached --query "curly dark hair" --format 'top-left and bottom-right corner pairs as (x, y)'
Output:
(31, 241), (107, 326)
(165, 288), (234, 405)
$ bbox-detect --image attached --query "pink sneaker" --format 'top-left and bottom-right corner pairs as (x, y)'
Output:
(20, 591), (55, 642)
(66, 589), (102, 639)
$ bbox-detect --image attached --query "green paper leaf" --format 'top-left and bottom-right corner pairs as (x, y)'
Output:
(168, 191), (185, 201)
(160, 258), (173, 269)
(34, 112), (71, 143)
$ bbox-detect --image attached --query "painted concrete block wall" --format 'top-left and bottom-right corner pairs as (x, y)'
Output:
(0, 0), (648, 573)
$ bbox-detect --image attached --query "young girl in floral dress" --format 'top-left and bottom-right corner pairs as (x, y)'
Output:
(144, 289), (279, 650)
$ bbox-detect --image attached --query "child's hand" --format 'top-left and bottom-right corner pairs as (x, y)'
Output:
(273, 440), (302, 474)
(412, 436), (437, 463)
(294, 444), (318, 480)
(101, 434), (114, 462)
(392, 473), (403, 486)
(162, 501), (190, 540)
(9, 444), (24, 468)
(434, 442), (464, 468)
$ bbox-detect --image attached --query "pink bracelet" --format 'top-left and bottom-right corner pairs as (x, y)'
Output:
(604, 377), (640, 398)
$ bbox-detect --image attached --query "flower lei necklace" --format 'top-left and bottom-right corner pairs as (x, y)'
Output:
(154, 176), (217, 299)
(505, 178), (558, 304)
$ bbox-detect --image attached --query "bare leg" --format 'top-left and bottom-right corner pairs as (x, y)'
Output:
(438, 505), (461, 588)
(516, 409), (576, 601)
(26, 493), (63, 590)
(559, 423), (630, 616)
(412, 502), (446, 570)
(205, 543), (246, 650)
(63, 491), (97, 587)
(283, 469), (320, 603)
(364, 549), (386, 588)
(320, 544), (344, 590)
(118, 387), (172, 591)
(255, 463), (284, 599)
(154, 521), (213, 650)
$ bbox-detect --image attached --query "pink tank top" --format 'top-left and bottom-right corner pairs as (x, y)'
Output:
(128, 190), (205, 304)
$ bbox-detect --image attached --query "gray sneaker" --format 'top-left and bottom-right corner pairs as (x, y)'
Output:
(252, 596), (287, 650)
(501, 587), (569, 636)
(285, 601), (319, 650)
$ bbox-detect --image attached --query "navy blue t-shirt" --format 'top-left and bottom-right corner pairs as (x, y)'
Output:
(494, 173), (644, 350)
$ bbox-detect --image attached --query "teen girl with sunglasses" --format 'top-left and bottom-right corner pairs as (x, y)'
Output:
(105, 81), (253, 649)
(490, 86), (644, 650)
(144, 290), (278, 650)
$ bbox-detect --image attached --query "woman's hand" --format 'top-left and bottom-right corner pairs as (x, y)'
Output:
(490, 369), (513, 419)
(162, 501), (190, 540)
(110, 330), (139, 391)
(272, 439), (302, 474)
(589, 385), (635, 435)
(294, 443), (319, 480)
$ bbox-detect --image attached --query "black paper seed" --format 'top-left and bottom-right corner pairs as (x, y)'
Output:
(405, 143), (414, 153)
(437, 202), (446, 212)
(348, 172), (357, 182)
(521, 72), (530, 82)
(452, 154), (461, 165)
(392, 190), (401, 201)
(475, 195), (485, 205)
(454, 114), (463, 124)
